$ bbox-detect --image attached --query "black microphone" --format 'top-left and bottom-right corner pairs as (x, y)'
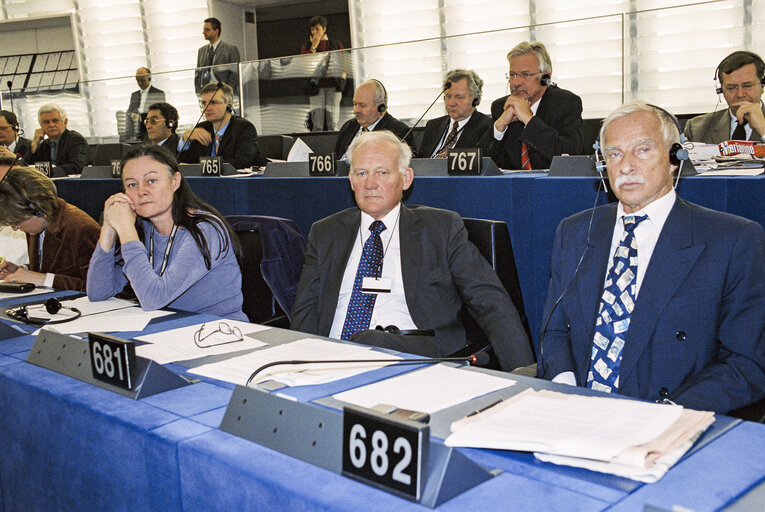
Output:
(245, 351), (490, 387)
(400, 81), (452, 143)
(178, 81), (225, 157)
(6, 80), (14, 113)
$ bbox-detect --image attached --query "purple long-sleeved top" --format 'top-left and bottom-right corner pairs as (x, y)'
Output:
(87, 217), (246, 321)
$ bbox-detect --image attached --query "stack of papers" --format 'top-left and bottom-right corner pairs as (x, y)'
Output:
(445, 389), (714, 482)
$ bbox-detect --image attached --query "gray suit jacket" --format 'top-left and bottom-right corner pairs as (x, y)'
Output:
(684, 105), (765, 143)
(290, 204), (534, 371)
(195, 41), (241, 93)
(124, 85), (166, 141)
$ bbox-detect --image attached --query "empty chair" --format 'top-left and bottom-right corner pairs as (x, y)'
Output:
(93, 143), (134, 166)
(226, 215), (307, 326)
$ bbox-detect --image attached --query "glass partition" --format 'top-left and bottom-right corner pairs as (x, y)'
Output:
(0, 1), (759, 142)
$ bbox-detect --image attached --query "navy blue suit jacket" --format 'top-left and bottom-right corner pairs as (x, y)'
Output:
(539, 198), (765, 413)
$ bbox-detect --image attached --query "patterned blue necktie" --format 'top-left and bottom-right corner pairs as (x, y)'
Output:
(341, 220), (386, 340)
(587, 214), (648, 392)
(50, 140), (58, 163)
(212, 132), (221, 156)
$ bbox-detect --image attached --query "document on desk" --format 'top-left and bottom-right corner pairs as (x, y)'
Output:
(134, 321), (269, 364)
(445, 389), (714, 482)
(31, 297), (171, 335)
(332, 364), (515, 415)
(189, 338), (401, 387)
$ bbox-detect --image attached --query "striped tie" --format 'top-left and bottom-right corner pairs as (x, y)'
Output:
(520, 142), (531, 170)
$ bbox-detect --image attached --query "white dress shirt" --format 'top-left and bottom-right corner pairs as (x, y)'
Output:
(329, 203), (416, 339)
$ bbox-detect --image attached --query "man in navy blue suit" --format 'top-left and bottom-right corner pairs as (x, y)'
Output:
(539, 101), (765, 414)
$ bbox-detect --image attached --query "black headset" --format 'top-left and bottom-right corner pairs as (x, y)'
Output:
(226, 104), (234, 114)
(714, 50), (765, 94)
(6, 298), (82, 325)
(471, 97), (480, 107)
(593, 104), (689, 178)
(370, 79), (388, 113)
(166, 119), (175, 129)
(540, 73), (556, 87)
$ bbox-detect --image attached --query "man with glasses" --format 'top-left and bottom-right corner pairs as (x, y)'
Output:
(195, 17), (240, 95)
(178, 82), (265, 169)
(483, 41), (583, 170)
(291, 130), (533, 372)
(144, 102), (179, 155)
(684, 51), (765, 143)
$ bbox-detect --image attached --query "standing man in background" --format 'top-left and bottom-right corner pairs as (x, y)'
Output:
(124, 67), (165, 142)
(301, 15), (347, 131)
(195, 17), (241, 95)
(484, 41), (583, 169)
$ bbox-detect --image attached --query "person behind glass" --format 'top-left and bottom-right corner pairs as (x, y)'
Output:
(0, 110), (31, 159)
(418, 69), (493, 158)
(145, 102), (180, 156)
(124, 67), (166, 142)
(301, 15), (347, 131)
(482, 41), (583, 169)
(195, 17), (240, 95)
(87, 145), (246, 321)
(0, 164), (100, 290)
(177, 82), (265, 169)
(24, 103), (92, 175)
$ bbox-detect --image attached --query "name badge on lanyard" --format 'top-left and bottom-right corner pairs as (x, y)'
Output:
(362, 277), (391, 294)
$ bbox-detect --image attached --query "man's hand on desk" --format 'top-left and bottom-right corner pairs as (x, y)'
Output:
(2, 267), (45, 286)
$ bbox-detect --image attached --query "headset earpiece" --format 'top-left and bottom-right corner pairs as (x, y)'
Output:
(166, 120), (175, 129)
(472, 97), (479, 107)
(377, 102), (385, 113)
(44, 298), (62, 315)
(226, 104), (234, 114)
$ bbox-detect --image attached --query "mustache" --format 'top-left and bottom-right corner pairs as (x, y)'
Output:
(614, 175), (645, 188)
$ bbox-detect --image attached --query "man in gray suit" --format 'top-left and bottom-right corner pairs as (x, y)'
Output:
(195, 17), (241, 94)
(291, 130), (533, 372)
(684, 51), (765, 143)
(124, 67), (165, 142)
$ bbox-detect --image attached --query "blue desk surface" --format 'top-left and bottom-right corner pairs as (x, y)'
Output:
(0, 303), (763, 511)
(55, 174), (764, 348)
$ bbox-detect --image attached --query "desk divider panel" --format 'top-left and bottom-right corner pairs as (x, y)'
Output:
(220, 384), (495, 508)
(26, 329), (192, 399)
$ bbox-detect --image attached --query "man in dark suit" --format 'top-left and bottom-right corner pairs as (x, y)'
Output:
(24, 104), (91, 175)
(539, 101), (765, 414)
(684, 51), (765, 143)
(144, 102), (180, 156)
(124, 67), (166, 142)
(418, 69), (493, 158)
(178, 82), (264, 169)
(195, 17), (241, 94)
(483, 41), (583, 169)
(334, 80), (415, 160)
(0, 110), (31, 159)
(292, 130), (533, 372)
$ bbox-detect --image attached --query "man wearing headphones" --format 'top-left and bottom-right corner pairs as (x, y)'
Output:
(418, 69), (493, 158)
(178, 82), (265, 169)
(144, 102), (180, 155)
(483, 41), (583, 170)
(0, 110), (31, 159)
(539, 101), (765, 414)
(334, 80), (415, 160)
(684, 51), (765, 143)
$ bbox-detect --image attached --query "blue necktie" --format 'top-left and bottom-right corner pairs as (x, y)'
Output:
(587, 214), (648, 392)
(341, 220), (386, 340)
(212, 132), (221, 156)
(50, 140), (58, 162)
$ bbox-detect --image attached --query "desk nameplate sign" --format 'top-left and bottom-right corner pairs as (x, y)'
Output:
(220, 385), (495, 507)
(447, 148), (482, 175)
(89, 332), (136, 390)
(34, 161), (52, 176)
(26, 330), (192, 399)
(308, 152), (337, 176)
(200, 156), (223, 176)
(342, 405), (427, 502)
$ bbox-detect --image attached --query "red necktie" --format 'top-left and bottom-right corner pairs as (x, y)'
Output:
(520, 142), (532, 170)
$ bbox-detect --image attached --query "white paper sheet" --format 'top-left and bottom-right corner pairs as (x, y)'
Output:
(287, 137), (312, 162)
(189, 338), (400, 386)
(134, 320), (269, 364)
(332, 364), (515, 415)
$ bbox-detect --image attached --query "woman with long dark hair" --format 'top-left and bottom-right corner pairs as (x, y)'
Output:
(87, 145), (246, 320)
